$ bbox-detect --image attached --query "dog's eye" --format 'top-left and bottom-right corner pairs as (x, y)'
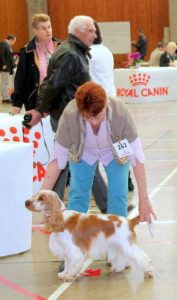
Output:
(38, 198), (44, 202)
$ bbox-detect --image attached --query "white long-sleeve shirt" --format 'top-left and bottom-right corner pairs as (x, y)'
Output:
(89, 44), (116, 97)
(52, 118), (145, 170)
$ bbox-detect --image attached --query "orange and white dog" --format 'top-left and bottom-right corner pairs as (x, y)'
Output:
(25, 190), (153, 281)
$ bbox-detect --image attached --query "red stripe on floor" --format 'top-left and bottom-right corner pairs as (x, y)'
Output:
(32, 226), (50, 235)
(0, 275), (47, 300)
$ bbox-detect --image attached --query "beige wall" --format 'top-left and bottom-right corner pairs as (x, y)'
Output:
(48, 0), (169, 66)
(26, 0), (48, 39)
(0, 0), (170, 60)
(169, 0), (177, 41)
(0, 0), (28, 52)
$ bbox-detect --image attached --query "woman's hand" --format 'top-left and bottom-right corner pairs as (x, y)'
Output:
(139, 196), (157, 222)
(133, 159), (157, 223)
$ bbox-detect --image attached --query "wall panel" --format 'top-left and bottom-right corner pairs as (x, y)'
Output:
(48, 0), (125, 39)
(48, 0), (169, 67)
(0, 0), (28, 51)
(151, 0), (169, 45)
(0, 0), (169, 66)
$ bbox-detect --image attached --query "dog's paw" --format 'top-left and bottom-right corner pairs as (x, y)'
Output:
(144, 258), (153, 278)
(62, 275), (76, 282)
(110, 266), (116, 272)
(57, 271), (66, 279)
(58, 272), (77, 281)
(144, 270), (153, 278)
(110, 265), (130, 273)
(110, 265), (123, 273)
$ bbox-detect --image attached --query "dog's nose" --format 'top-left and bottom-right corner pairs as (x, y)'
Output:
(25, 200), (30, 207)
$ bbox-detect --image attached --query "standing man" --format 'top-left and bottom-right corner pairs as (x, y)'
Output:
(11, 13), (61, 113)
(27, 15), (96, 130)
(131, 28), (147, 60)
(0, 35), (16, 103)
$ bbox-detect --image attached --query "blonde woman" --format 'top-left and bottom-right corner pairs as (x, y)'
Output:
(160, 41), (177, 67)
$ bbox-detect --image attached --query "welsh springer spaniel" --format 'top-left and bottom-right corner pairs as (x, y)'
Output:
(25, 190), (153, 281)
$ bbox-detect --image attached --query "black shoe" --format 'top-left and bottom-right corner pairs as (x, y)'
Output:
(128, 177), (134, 192)
(100, 208), (107, 214)
(2, 99), (11, 103)
(58, 261), (65, 272)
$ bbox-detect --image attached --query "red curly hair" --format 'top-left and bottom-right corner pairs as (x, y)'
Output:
(75, 81), (107, 117)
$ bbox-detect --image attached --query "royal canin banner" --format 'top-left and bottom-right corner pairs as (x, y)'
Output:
(114, 67), (177, 103)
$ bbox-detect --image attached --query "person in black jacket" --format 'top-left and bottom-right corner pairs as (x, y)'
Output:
(0, 35), (16, 103)
(160, 41), (177, 67)
(132, 28), (147, 60)
(11, 13), (61, 113)
(28, 16), (96, 126)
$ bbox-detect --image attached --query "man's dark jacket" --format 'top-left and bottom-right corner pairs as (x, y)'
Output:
(11, 37), (60, 111)
(132, 35), (147, 59)
(0, 40), (14, 73)
(36, 34), (91, 120)
(160, 51), (177, 67)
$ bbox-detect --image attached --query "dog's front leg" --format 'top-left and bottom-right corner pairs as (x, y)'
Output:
(58, 250), (85, 281)
(57, 260), (69, 280)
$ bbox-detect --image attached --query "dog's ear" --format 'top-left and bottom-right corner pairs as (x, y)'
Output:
(46, 192), (65, 232)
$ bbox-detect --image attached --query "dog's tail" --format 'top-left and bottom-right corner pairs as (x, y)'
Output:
(128, 215), (140, 232)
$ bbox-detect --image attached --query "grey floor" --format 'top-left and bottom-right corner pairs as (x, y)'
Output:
(0, 99), (177, 300)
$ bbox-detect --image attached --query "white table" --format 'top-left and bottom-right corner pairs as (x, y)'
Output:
(0, 142), (33, 256)
(0, 114), (55, 193)
(114, 67), (177, 103)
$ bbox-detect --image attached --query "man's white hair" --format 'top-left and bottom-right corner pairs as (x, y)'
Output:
(68, 15), (94, 34)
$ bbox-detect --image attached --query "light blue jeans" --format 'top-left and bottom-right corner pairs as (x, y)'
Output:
(68, 159), (129, 216)
(50, 116), (108, 209)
